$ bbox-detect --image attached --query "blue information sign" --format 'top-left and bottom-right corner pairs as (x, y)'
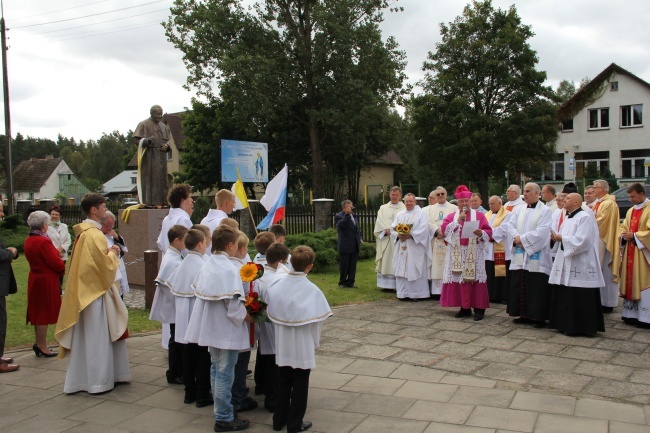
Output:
(221, 140), (269, 182)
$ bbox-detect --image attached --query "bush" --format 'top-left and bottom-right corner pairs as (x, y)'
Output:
(0, 225), (30, 253)
(0, 214), (26, 230)
(191, 195), (211, 224)
(284, 228), (375, 272)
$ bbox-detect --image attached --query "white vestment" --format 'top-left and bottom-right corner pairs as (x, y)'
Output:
(504, 202), (553, 275)
(549, 208), (566, 260)
(391, 206), (432, 299)
(374, 201), (406, 288)
(149, 247), (182, 324)
(200, 209), (229, 257)
(63, 294), (130, 394)
(168, 251), (204, 345)
(185, 252), (249, 350)
(156, 208), (192, 253)
(549, 210), (605, 288)
(105, 234), (130, 295)
(266, 273), (332, 369)
(545, 198), (558, 213)
(423, 202), (458, 294)
(493, 198), (526, 261)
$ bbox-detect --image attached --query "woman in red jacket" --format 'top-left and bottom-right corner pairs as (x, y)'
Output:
(24, 211), (65, 357)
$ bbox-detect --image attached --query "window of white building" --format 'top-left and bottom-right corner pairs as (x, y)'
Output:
(588, 108), (609, 130)
(621, 104), (643, 127)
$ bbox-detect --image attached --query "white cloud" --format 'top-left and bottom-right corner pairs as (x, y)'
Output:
(1, 0), (649, 141)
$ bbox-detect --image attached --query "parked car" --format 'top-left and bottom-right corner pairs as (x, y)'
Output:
(612, 184), (650, 217)
(121, 197), (140, 207)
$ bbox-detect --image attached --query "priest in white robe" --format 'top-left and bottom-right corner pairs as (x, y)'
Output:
(391, 193), (432, 301)
(55, 194), (130, 394)
(373, 186), (406, 289)
(492, 185), (527, 281)
(504, 184), (526, 212)
(423, 187), (458, 296)
(504, 183), (553, 328)
(549, 193), (605, 336)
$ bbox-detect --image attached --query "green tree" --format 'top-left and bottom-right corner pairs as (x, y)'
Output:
(164, 0), (407, 198)
(410, 0), (558, 201)
(555, 80), (576, 104)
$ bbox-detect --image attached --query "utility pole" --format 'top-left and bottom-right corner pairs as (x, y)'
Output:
(1, 0), (12, 214)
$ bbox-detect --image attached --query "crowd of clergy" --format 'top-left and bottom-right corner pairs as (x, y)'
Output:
(374, 181), (650, 336)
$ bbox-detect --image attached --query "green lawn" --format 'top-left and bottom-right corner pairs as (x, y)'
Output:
(5, 255), (391, 349)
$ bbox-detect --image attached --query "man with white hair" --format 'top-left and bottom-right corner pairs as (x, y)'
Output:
(391, 193), (432, 301)
(592, 179), (620, 313)
(504, 184), (526, 212)
(503, 182), (553, 328)
(485, 195), (510, 303)
(373, 186), (405, 290)
(423, 187), (458, 297)
(101, 211), (130, 298)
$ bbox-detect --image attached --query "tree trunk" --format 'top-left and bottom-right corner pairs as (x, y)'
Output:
(309, 113), (324, 198)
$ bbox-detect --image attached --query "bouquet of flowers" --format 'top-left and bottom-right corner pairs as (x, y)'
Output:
(244, 291), (269, 323)
(394, 223), (413, 235)
(239, 263), (269, 324)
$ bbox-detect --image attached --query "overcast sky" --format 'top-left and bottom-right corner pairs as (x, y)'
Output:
(2, 0), (649, 142)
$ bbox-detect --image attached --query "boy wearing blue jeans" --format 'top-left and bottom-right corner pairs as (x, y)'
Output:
(185, 226), (253, 432)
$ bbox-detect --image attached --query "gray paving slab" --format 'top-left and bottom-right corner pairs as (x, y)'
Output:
(465, 406), (538, 432)
(4, 297), (650, 433)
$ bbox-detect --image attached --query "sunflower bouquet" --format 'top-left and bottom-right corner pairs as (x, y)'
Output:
(394, 223), (413, 235)
(239, 263), (268, 323)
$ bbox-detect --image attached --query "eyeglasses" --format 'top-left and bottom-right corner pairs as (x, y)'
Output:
(435, 193), (445, 197)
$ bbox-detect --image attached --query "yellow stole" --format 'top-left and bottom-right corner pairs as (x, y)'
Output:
(486, 206), (509, 277)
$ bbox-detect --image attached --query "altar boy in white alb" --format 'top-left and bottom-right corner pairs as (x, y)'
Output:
(184, 226), (252, 432)
(266, 246), (332, 433)
(168, 227), (212, 407)
(150, 224), (187, 385)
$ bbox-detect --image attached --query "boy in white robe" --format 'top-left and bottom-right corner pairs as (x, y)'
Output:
(185, 226), (253, 432)
(269, 224), (293, 272)
(150, 224), (187, 385)
(169, 227), (212, 407)
(228, 231), (259, 413)
(254, 242), (291, 412)
(266, 246), (332, 433)
(253, 232), (275, 266)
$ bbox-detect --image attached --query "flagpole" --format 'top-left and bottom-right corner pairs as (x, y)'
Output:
(235, 166), (258, 235)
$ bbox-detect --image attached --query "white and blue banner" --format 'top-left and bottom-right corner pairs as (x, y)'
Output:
(221, 139), (269, 182)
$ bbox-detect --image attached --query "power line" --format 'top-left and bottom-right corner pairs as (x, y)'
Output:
(52, 22), (161, 42)
(11, 0), (170, 29)
(32, 8), (169, 35)
(10, 0), (110, 21)
(52, 20), (162, 40)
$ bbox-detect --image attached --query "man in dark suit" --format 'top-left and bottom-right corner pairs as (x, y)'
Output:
(0, 203), (20, 373)
(335, 200), (362, 288)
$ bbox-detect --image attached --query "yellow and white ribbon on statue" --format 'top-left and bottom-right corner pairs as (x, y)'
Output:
(121, 204), (145, 223)
(136, 138), (148, 206)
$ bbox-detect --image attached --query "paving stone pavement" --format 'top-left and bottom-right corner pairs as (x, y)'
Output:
(2, 296), (650, 432)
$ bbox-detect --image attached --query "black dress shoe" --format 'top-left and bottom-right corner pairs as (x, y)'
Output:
(347, 284), (359, 288)
(184, 396), (196, 404)
(512, 317), (532, 325)
(454, 308), (472, 318)
(196, 397), (213, 408)
(473, 312), (484, 321)
(167, 376), (184, 385)
(298, 421), (313, 432)
(602, 306), (614, 313)
(623, 317), (639, 325)
(533, 321), (547, 329)
(233, 397), (258, 412)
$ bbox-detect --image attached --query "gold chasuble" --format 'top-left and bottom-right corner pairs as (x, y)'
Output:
(374, 202), (406, 275)
(618, 202), (650, 300)
(55, 222), (122, 358)
(594, 194), (621, 281)
(485, 206), (509, 277)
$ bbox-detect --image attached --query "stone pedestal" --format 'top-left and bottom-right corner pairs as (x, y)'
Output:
(118, 208), (169, 290)
(240, 200), (259, 239)
(16, 200), (32, 221)
(313, 198), (334, 233)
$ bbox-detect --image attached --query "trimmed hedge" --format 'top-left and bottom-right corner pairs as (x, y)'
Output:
(283, 228), (375, 272)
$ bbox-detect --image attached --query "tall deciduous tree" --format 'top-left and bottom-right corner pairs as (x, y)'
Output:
(410, 0), (558, 201)
(164, 0), (407, 198)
